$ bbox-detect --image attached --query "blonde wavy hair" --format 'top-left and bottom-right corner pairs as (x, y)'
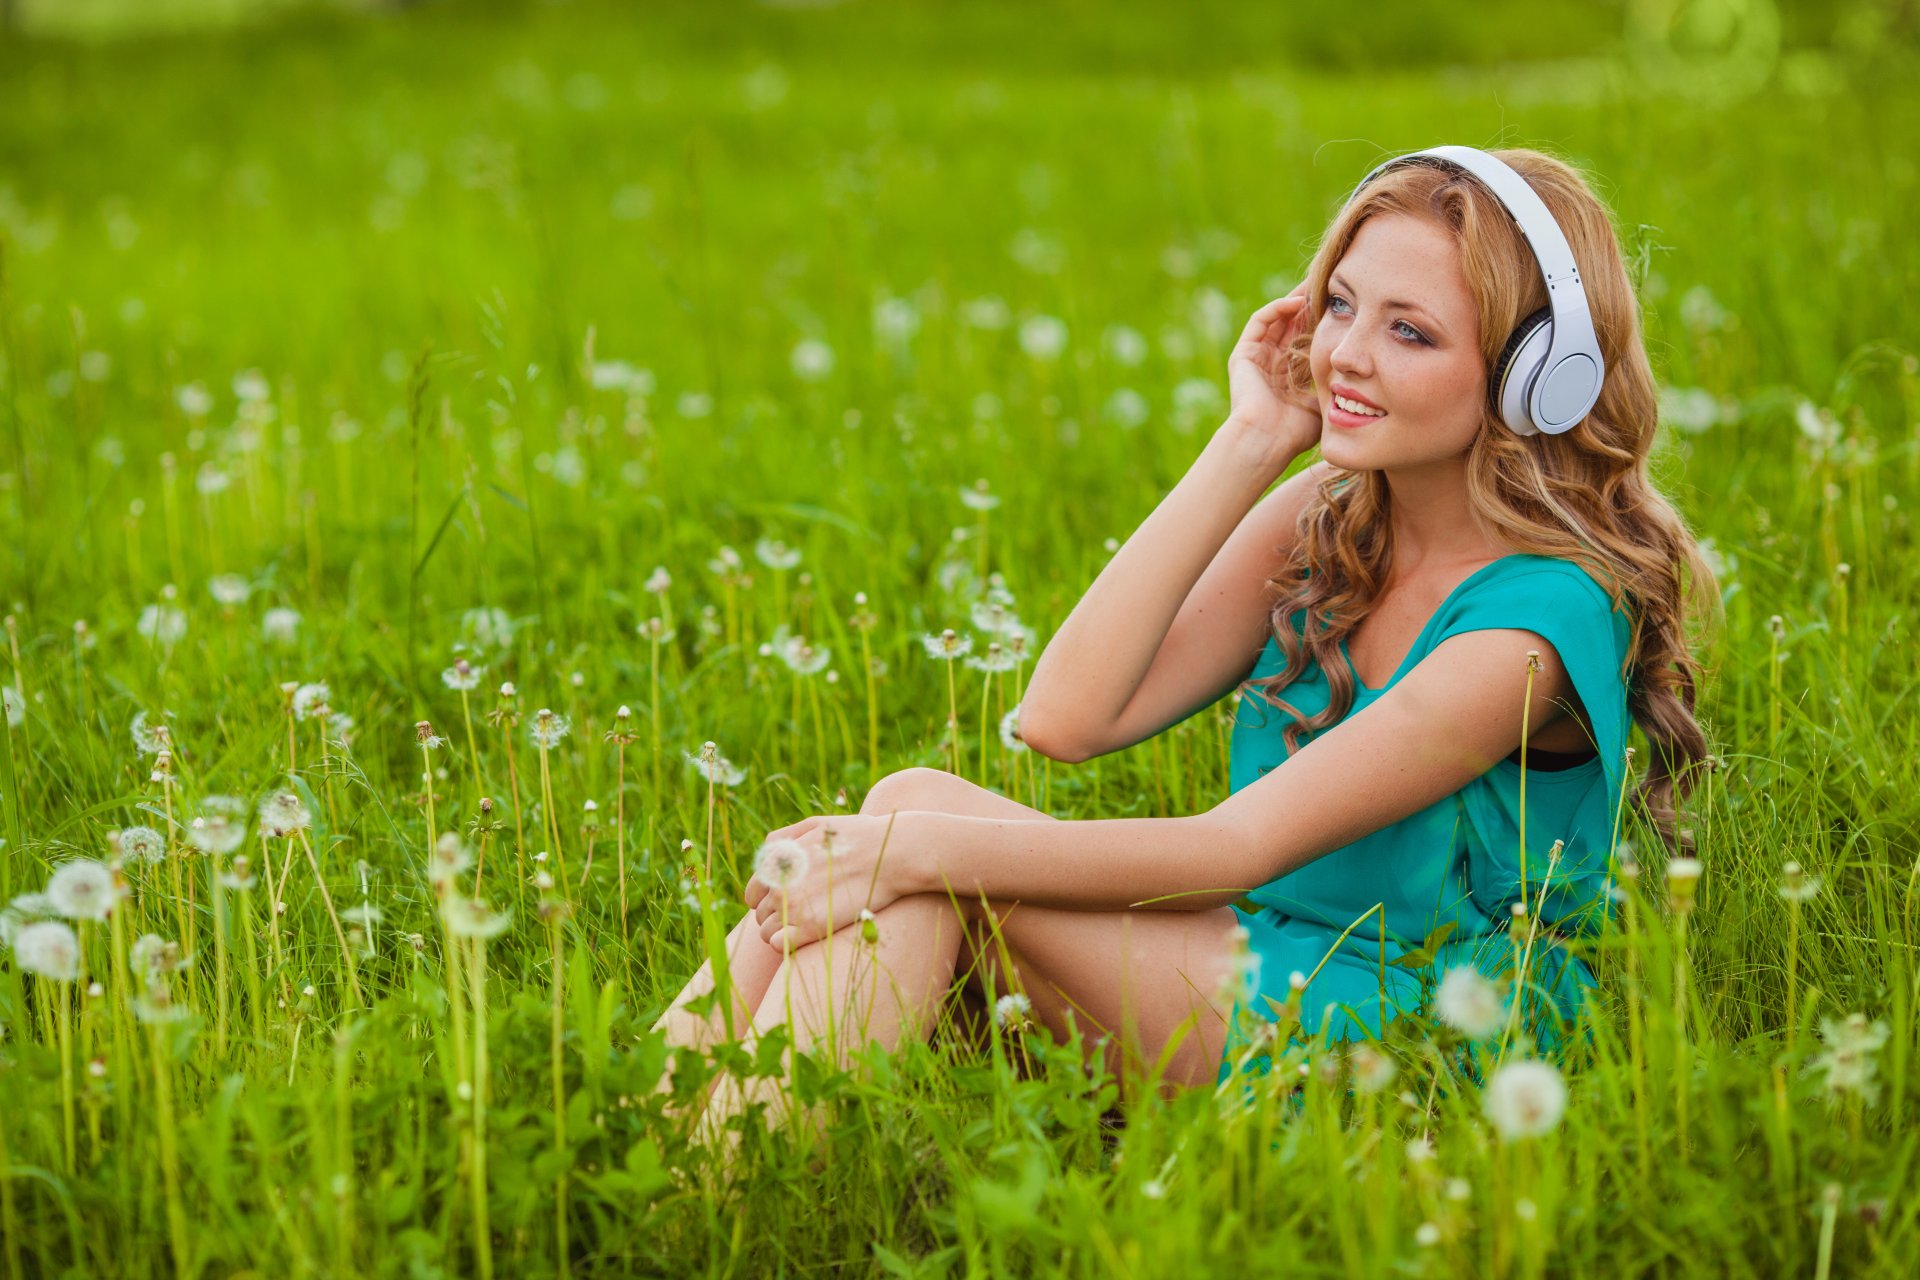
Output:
(1244, 147), (1719, 854)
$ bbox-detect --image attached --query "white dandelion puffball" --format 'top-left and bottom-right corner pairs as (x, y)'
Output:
(462, 606), (516, 650)
(529, 709), (572, 750)
(790, 338), (835, 382)
(753, 838), (810, 890)
(187, 796), (249, 855)
(1434, 965), (1506, 1040)
(116, 825), (168, 864)
(443, 896), (512, 940)
(441, 659), (483, 692)
(1348, 1043), (1398, 1095)
(644, 565), (672, 595)
(920, 629), (973, 661)
(291, 682), (332, 721)
(175, 382), (213, 417)
(13, 920), (81, 981)
(137, 604), (187, 647)
(208, 573), (252, 606)
(753, 537), (801, 571)
(778, 636), (831, 676)
(340, 902), (384, 929)
(993, 992), (1032, 1029)
(431, 832), (474, 879)
(261, 607), (302, 645)
(997, 708), (1028, 754)
(1482, 1059), (1568, 1140)
(258, 791), (313, 838)
(1017, 314), (1068, 360)
(47, 860), (120, 921)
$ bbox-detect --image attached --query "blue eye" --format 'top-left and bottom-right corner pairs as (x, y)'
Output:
(1326, 294), (1431, 347)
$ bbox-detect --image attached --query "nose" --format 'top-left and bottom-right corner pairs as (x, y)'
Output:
(1329, 321), (1377, 378)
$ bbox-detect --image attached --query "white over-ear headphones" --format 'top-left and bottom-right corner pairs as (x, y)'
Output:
(1345, 145), (1605, 438)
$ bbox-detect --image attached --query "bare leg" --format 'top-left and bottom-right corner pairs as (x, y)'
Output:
(687, 768), (1245, 1153)
(649, 906), (787, 1118)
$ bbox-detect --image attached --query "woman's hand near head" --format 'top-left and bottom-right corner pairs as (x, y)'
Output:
(1225, 283), (1322, 462)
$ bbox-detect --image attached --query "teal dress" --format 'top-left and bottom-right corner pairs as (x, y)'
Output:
(1217, 553), (1634, 1083)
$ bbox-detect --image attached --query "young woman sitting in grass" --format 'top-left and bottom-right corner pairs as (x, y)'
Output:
(653, 145), (1717, 1151)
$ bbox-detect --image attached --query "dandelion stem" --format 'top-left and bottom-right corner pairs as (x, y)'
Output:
(944, 660), (960, 778)
(615, 741), (630, 954)
(150, 1011), (192, 1277)
(298, 829), (366, 1009)
(547, 912), (570, 1279)
(54, 979), (75, 1175)
(859, 625), (878, 780)
(469, 934), (496, 1280)
(503, 723), (527, 886)
(538, 743), (567, 888)
(460, 687), (485, 798)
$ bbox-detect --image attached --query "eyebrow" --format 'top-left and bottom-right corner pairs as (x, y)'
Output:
(1328, 272), (1447, 335)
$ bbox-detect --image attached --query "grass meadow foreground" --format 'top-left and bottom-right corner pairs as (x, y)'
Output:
(2, 1), (1920, 1275)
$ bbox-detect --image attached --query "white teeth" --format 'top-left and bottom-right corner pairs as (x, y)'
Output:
(1334, 393), (1385, 416)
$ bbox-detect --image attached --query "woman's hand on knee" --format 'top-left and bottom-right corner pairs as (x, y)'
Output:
(743, 812), (916, 952)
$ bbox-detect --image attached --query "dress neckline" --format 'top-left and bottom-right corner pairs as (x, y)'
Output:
(1341, 553), (1528, 694)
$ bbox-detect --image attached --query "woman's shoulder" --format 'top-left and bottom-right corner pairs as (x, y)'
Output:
(1459, 553), (1629, 618)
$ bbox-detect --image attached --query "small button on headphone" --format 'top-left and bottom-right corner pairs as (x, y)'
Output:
(1343, 146), (1606, 438)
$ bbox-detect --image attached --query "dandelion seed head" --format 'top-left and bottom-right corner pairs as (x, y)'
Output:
(1779, 860), (1821, 903)
(115, 825), (168, 864)
(208, 573), (252, 606)
(13, 920), (80, 980)
(185, 796), (249, 855)
(1415, 1223), (1442, 1247)
(644, 566), (671, 594)
(261, 607), (301, 644)
(529, 709), (572, 750)
(992, 991), (1032, 1029)
(291, 682), (332, 721)
(430, 832), (473, 881)
(753, 838), (810, 890)
(46, 859), (122, 921)
(1482, 1059), (1568, 1139)
(753, 537), (801, 571)
(441, 659), (482, 692)
(133, 984), (189, 1025)
(258, 791), (313, 838)
(921, 629), (973, 661)
(1434, 966), (1505, 1039)
(443, 896), (512, 939)
(1348, 1044), (1397, 1095)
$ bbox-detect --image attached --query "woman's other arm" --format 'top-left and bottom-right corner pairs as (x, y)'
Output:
(1019, 291), (1324, 763)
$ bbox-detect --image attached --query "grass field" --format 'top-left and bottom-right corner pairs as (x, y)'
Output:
(2, 0), (1920, 1275)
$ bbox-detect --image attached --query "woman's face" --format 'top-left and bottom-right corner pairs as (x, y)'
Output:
(1308, 213), (1487, 473)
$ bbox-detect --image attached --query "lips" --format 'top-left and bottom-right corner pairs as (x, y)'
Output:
(1331, 383), (1386, 413)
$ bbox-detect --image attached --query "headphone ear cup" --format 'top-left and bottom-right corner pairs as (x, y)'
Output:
(1491, 306), (1553, 437)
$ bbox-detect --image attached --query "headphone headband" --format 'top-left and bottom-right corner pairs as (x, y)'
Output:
(1346, 146), (1605, 436)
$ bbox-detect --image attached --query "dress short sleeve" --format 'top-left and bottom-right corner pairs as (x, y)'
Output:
(1430, 557), (1635, 925)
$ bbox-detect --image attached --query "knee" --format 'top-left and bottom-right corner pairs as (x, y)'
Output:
(860, 766), (960, 818)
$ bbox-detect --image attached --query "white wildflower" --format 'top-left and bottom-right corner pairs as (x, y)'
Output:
(998, 708), (1027, 753)
(137, 604), (187, 647)
(461, 606), (516, 650)
(1017, 314), (1067, 360)
(261, 607), (301, 644)
(921, 629), (973, 660)
(13, 920), (80, 981)
(1482, 1059), (1568, 1139)
(187, 796), (248, 855)
(46, 860), (120, 921)
(992, 991), (1033, 1029)
(1348, 1043), (1398, 1095)
(753, 838), (810, 890)
(107, 826), (165, 866)
(1812, 1012), (1892, 1103)
(257, 791), (312, 838)
(208, 574), (252, 607)
(442, 659), (483, 692)
(529, 709), (571, 750)
(753, 537), (801, 571)
(443, 896), (512, 939)
(1434, 966), (1505, 1039)
(291, 682), (331, 721)
(790, 338), (835, 382)
(644, 566), (671, 595)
